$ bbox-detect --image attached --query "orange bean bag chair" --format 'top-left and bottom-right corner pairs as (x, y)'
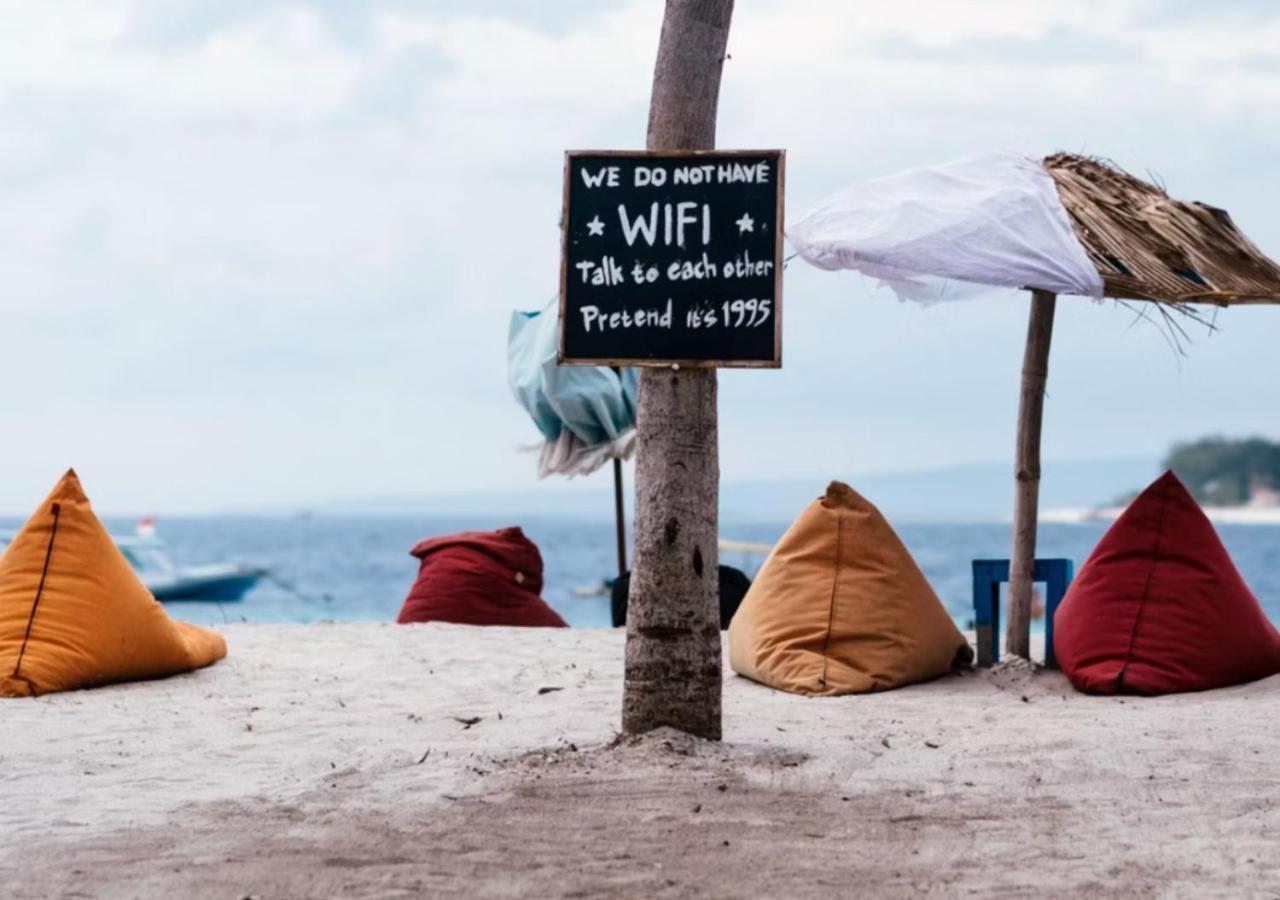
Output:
(0, 470), (227, 698)
(397, 527), (567, 628)
(1054, 471), (1280, 695)
(729, 481), (972, 695)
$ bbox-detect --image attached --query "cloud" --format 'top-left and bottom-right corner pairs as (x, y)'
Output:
(1, 0), (1279, 512)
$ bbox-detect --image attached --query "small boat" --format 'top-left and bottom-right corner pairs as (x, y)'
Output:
(120, 540), (265, 603)
(0, 519), (266, 602)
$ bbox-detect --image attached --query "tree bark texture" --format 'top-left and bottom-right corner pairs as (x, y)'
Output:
(1006, 289), (1057, 660)
(622, 0), (734, 740)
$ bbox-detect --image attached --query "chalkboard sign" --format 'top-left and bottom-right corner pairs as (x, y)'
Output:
(559, 150), (784, 367)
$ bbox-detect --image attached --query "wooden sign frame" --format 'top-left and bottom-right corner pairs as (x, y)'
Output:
(557, 149), (785, 368)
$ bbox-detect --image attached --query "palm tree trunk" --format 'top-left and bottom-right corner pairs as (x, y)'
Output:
(622, 0), (734, 740)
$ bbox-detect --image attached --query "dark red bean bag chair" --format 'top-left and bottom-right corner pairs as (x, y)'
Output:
(1054, 471), (1280, 695)
(397, 527), (567, 628)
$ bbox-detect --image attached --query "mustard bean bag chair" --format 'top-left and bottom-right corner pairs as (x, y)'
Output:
(729, 481), (972, 695)
(0, 470), (227, 698)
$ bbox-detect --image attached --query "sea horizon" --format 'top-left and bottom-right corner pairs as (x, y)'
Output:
(6, 512), (1271, 633)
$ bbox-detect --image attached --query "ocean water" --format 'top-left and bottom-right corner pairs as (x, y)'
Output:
(7, 515), (1273, 631)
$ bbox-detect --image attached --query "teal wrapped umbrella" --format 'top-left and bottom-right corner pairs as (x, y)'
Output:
(509, 307), (637, 575)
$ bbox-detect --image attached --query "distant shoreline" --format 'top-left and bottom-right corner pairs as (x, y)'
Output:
(1043, 505), (1280, 526)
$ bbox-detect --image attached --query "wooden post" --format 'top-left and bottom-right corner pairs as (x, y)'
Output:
(622, 0), (733, 740)
(610, 365), (628, 579)
(612, 457), (627, 577)
(1006, 289), (1057, 660)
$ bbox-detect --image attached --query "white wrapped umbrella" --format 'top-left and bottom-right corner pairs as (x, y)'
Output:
(788, 151), (1102, 303)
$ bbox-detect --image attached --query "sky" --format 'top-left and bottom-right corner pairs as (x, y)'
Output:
(2, 0), (1279, 514)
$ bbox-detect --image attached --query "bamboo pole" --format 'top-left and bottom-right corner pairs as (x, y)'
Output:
(622, 0), (733, 740)
(1006, 289), (1057, 660)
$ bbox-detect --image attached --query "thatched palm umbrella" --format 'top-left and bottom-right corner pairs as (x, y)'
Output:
(789, 152), (1280, 660)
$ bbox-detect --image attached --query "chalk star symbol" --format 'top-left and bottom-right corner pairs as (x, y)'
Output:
(735, 213), (755, 234)
(586, 215), (605, 237)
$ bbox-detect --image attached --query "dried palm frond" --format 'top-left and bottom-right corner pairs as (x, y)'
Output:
(1045, 153), (1280, 307)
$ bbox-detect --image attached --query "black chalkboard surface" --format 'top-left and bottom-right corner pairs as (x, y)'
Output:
(559, 150), (784, 367)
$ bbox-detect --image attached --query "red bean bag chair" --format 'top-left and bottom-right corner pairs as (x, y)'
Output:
(397, 527), (567, 628)
(1054, 471), (1280, 694)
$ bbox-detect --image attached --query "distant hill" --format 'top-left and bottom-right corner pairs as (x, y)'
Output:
(322, 457), (1158, 525)
(1163, 436), (1280, 507)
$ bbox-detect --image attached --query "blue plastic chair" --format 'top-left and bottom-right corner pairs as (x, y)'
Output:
(971, 558), (1074, 669)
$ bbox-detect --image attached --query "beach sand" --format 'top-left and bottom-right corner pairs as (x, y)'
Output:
(2, 622), (1277, 898)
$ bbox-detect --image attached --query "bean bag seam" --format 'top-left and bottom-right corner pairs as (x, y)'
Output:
(817, 510), (843, 690)
(11, 502), (62, 691)
(1117, 482), (1169, 690)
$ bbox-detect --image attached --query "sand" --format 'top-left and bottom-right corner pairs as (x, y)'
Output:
(1, 622), (1278, 898)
